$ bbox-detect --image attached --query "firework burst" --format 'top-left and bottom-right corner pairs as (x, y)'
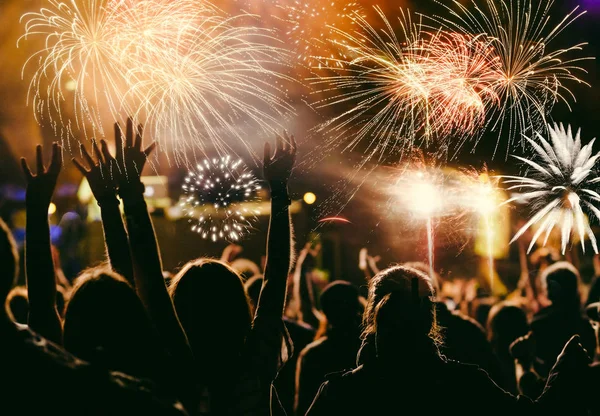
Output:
(20, 0), (130, 139)
(502, 123), (600, 254)
(433, 0), (591, 156)
(310, 7), (503, 164)
(180, 156), (262, 242)
(20, 0), (294, 161)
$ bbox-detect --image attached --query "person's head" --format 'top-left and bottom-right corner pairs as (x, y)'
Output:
(6, 286), (28, 324)
(360, 265), (441, 365)
(0, 218), (18, 308)
(487, 302), (529, 353)
(63, 266), (157, 377)
(541, 261), (581, 308)
(169, 259), (252, 364)
(403, 261), (440, 296)
(320, 281), (363, 331)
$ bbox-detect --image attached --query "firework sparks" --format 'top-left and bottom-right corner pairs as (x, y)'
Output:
(422, 32), (502, 139)
(433, 0), (591, 157)
(180, 156), (262, 242)
(20, 0), (294, 161)
(310, 7), (503, 164)
(276, 0), (362, 69)
(502, 123), (600, 254)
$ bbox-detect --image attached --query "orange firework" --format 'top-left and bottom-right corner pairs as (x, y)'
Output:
(421, 32), (502, 139)
(432, 0), (591, 157)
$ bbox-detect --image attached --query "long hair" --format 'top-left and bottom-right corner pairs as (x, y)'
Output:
(358, 265), (442, 365)
(63, 266), (159, 378)
(169, 259), (252, 370)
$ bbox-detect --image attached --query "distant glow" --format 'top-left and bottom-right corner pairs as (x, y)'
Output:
(303, 192), (317, 205)
(400, 171), (444, 219)
(502, 123), (600, 254)
(48, 203), (57, 215)
(465, 173), (500, 215)
(180, 156), (262, 242)
(65, 80), (77, 91)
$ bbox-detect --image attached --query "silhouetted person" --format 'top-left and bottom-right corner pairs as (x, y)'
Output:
(116, 125), (298, 415)
(487, 302), (530, 394)
(530, 262), (596, 376)
(307, 265), (591, 416)
(63, 266), (168, 382)
(246, 275), (315, 416)
(1, 216), (187, 416)
(406, 262), (504, 386)
(295, 281), (363, 416)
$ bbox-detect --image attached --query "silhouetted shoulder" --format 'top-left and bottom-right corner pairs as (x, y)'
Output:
(3, 324), (188, 416)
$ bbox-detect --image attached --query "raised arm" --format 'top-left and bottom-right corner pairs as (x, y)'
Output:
(359, 247), (381, 281)
(72, 141), (134, 285)
(220, 244), (242, 264)
(254, 132), (297, 319)
(21, 143), (62, 343)
(292, 243), (324, 328)
(114, 119), (193, 366)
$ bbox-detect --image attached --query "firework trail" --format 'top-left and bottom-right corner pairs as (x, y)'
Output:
(432, 0), (590, 157)
(180, 156), (262, 242)
(458, 168), (504, 286)
(20, 0), (294, 162)
(394, 161), (450, 280)
(502, 123), (600, 254)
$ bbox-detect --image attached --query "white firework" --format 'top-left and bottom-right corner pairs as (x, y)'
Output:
(502, 123), (600, 254)
(180, 156), (262, 242)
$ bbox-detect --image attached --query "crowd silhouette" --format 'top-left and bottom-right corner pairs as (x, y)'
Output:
(2, 118), (600, 415)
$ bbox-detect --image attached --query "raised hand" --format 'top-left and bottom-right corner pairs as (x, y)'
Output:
(554, 335), (591, 370)
(74, 140), (136, 284)
(21, 143), (63, 210)
(72, 141), (118, 205)
(359, 248), (369, 272)
(21, 143), (63, 344)
(221, 244), (243, 263)
(263, 131), (297, 188)
(115, 117), (156, 184)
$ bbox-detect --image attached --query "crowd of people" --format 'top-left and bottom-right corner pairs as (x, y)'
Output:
(2, 118), (600, 415)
